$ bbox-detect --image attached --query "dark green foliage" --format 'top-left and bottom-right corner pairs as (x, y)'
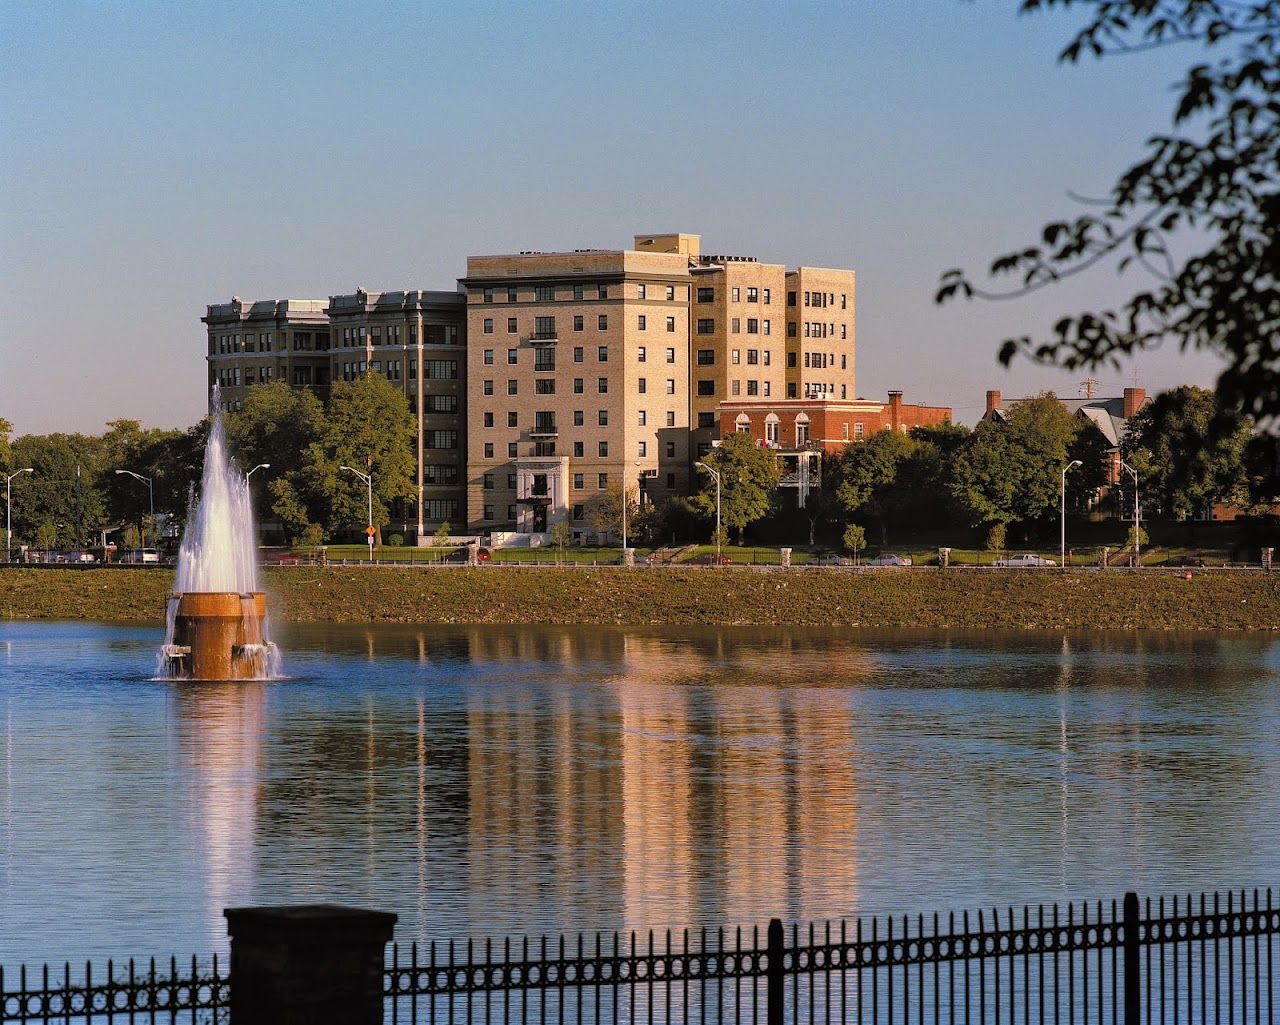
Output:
(938, 1), (1280, 421)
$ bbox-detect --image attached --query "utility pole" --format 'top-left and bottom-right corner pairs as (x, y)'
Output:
(75, 464), (82, 550)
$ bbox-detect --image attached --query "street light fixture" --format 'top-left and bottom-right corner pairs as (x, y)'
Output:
(340, 465), (374, 563)
(1118, 460), (1141, 566)
(695, 461), (722, 563)
(246, 463), (270, 481)
(5, 468), (34, 564)
(114, 469), (154, 550)
(1060, 459), (1082, 567)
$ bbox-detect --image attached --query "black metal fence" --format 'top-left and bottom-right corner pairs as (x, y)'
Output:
(384, 890), (1278, 1025)
(2, 889), (1276, 1023)
(1, 956), (228, 1023)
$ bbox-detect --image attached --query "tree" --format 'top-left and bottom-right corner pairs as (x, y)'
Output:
(7, 433), (106, 547)
(834, 429), (915, 546)
(433, 521), (452, 546)
(304, 375), (417, 541)
(1124, 385), (1254, 525)
(949, 395), (1080, 532)
(938, 1), (1280, 422)
(549, 520), (573, 561)
(585, 482), (639, 543)
(842, 523), (866, 562)
(693, 432), (782, 543)
(0, 416), (12, 470)
(986, 522), (1007, 557)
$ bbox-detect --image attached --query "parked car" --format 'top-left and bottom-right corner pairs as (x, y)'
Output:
(262, 554), (300, 566)
(865, 553), (913, 567)
(688, 554), (733, 565)
(993, 553), (1057, 568)
(814, 555), (854, 566)
(1165, 555), (1207, 568)
(443, 546), (492, 564)
(120, 548), (160, 564)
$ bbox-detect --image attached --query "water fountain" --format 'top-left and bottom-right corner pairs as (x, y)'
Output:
(159, 391), (280, 680)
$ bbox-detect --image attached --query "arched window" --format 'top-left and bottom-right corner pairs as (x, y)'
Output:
(765, 413), (780, 446)
(735, 413), (751, 434)
(795, 412), (810, 447)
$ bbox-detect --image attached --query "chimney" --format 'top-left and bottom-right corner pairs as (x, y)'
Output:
(1123, 387), (1145, 419)
(887, 390), (903, 429)
(986, 390), (1001, 416)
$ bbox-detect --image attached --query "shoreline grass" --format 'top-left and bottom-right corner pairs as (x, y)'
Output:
(3, 567), (1280, 631)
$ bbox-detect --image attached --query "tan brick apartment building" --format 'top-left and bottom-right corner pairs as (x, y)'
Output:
(204, 230), (947, 542)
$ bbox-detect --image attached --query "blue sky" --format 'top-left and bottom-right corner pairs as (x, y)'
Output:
(0, 1), (1226, 433)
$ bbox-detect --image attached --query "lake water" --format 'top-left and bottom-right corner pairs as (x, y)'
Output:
(1, 621), (1278, 970)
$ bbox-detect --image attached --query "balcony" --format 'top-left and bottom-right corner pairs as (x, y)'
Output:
(529, 332), (558, 346)
(530, 422), (559, 438)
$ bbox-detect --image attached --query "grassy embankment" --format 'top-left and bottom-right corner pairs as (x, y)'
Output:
(3, 567), (1280, 631)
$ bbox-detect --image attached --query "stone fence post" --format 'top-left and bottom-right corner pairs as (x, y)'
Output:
(225, 905), (397, 1025)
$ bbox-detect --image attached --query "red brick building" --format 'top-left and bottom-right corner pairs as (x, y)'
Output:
(718, 391), (952, 455)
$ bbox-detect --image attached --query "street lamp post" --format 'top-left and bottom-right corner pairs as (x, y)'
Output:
(114, 469), (154, 549)
(246, 463), (270, 482)
(5, 468), (34, 563)
(1118, 460), (1141, 566)
(1060, 459), (1082, 567)
(695, 461), (722, 563)
(620, 462), (641, 564)
(341, 465), (374, 563)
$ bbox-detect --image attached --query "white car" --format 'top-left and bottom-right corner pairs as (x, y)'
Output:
(993, 553), (1056, 568)
(865, 553), (913, 567)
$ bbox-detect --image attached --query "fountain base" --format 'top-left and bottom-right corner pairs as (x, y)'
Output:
(166, 592), (272, 681)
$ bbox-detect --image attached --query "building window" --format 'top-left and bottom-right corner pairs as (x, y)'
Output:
(732, 349), (740, 364)
(574, 441), (584, 456)
(763, 288), (771, 305)
(747, 287), (758, 302)
(841, 324), (847, 339)
(764, 382), (771, 396)
(666, 378), (676, 395)
(638, 441), (647, 457)
(598, 377), (608, 393)
(508, 442), (518, 457)
(483, 379), (494, 395)
(483, 348), (494, 365)
(483, 473), (494, 490)
(574, 378), (584, 394)
(763, 320), (771, 336)
(483, 442), (494, 458)
(598, 345), (608, 362)
(484, 412), (494, 428)
(535, 286), (555, 302)
(666, 316), (675, 333)
(573, 284), (585, 300)
(573, 346), (584, 363)
(698, 411), (715, 429)
(638, 410), (647, 426)
(484, 504), (494, 520)
(697, 380), (715, 396)
(598, 441), (609, 457)
(697, 319), (715, 334)
(637, 283), (647, 299)
(731, 287), (740, 301)
(697, 349), (715, 365)
(535, 379), (555, 394)
(638, 346), (646, 363)
(664, 441), (675, 458)
(747, 318), (759, 335)
(747, 349), (759, 365)
(507, 317), (517, 334)
(841, 293), (848, 309)
(507, 288), (518, 302)
(508, 473), (517, 488)
(731, 318), (741, 334)
(425, 430), (459, 449)
(597, 285), (607, 299)
(508, 411), (518, 427)
(638, 315), (647, 331)
(598, 473), (608, 489)
(787, 383), (797, 399)
(697, 287), (714, 303)
(574, 473), (584, 490)
(732, 380), (741, 396)
(638, 377), (647, 394)
(598, 410), (609, 426)
(536, 348), (555, 372)
(747, 380), (759, 396)
(507, 379), (518, 395)
(573, 410), (584, 426)
(787, 291), (797, 307)
(483, 288), (493, 303)
(787, 322), (797, 338)
(508, 348), (518, 364)
(573, 504), (585, 520)
(573, 316), (584, 332)
(483, 318), (493, 334)
(597, 315), (608, 331)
